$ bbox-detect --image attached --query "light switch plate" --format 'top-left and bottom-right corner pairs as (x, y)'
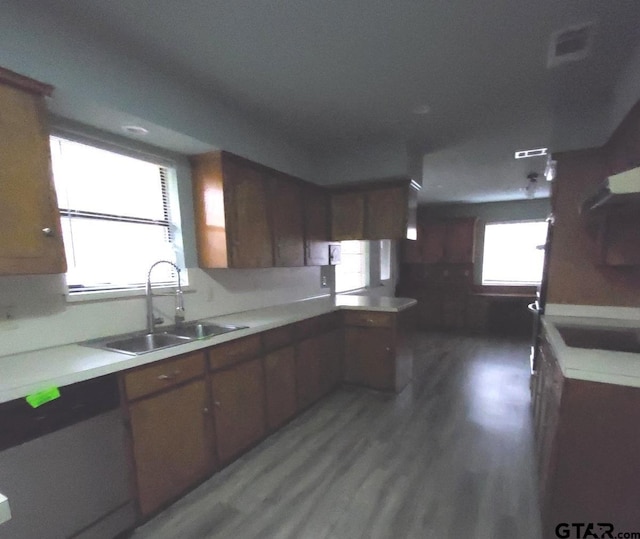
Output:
(0, 493), (11, 525)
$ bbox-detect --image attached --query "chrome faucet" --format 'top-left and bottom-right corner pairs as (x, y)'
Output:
(146, 260), (185, 334)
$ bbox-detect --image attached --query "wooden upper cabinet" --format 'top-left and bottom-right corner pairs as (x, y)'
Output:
(404, 217), (476, 264)
(365, 184), (408, 240)
(303, 185), (331, 266)
(444, 218), (476, 263)
(421, 222), (447, 263)
(330, 179), (414, 241)
(331, 190), (365, 240)
(0, 68), (66, 275)
(268, 172), (304, 267)
(190, 151), (273, 268)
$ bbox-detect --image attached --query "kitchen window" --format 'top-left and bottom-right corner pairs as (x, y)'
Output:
(481, 220), (547, 285)
(335, 240), (369, 293)
(50, 136), (185, 294)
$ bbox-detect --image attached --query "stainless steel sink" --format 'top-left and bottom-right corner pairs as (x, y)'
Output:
(166, 322), (247, 340)
(80, 321), (248, 355)
(97, 332), (192, 355)
(556, 325), (640, 354)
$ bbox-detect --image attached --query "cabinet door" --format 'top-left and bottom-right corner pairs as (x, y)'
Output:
(444, 218), (476, 263)
(296, 336), (323, 410)
(318, 329), (344, 396)
(331, 191), (365, 240)
(0, 82), (66, 274)
(128, 379), (212, 516)
(344, 327), (394, 391)
(421, 222), (446, 263)
(365, 185), (407, 240)
(223, 157), (273, 268)
(211, 358), (267, 464)
(304, 186), (330, 266)
(402, 239), (422, 264)
(264, 346), (297, 430)
(269, 173), (305, 267)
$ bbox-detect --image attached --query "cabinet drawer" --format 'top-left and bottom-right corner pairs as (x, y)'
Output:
(208, 334), (262, 370)
(123, 352), (206, 401)
(295, 312), (341, 340)
(262, 324), (295, 353)
(343, 310), (394, 328)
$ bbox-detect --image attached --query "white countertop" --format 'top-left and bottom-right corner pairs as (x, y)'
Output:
(0, 493), (10, 525)
(542, 313), (640, 388)
(0, 294), (416, 404)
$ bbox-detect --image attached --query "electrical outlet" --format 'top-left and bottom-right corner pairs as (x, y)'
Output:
(321, 274), (328, 288)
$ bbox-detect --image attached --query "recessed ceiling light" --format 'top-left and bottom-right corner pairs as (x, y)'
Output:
(514, 147), (547, 159)
(122, 125), (149, 135)
(412, 105), (431, 115)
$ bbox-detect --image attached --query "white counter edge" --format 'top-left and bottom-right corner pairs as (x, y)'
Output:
(0, 295), (417, 404)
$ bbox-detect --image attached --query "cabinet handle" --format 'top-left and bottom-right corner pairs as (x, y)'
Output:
(42, 227), (54, 237)
(203, 407), (210, 414)
(157, 369), (181, 381)
(366, 319), (374, 323)
(214, 401), (221, 407)
(385, 347), (391, 352)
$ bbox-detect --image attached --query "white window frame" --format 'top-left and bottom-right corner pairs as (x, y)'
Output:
(481, 219), (547, 286)
(49, 129), (187, 302)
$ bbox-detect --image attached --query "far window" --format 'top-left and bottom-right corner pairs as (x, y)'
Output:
(50, 136), (184, 293)
(482, 220), (547, 285)
(335, 240), (369, 293)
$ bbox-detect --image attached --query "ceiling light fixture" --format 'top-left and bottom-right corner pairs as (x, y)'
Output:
(515, 147), (548, 159)
(524, 172), (539, 199)
(122, 125), (149, 136)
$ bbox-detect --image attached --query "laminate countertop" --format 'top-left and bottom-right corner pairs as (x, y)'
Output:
(542, 306), (640, 388)
(0, 294), (416, 404)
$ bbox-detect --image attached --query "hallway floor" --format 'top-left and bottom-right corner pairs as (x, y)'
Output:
(131, 332), (542, 539)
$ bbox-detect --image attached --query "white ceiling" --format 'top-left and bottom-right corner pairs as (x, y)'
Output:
(27, 0), (640, 203)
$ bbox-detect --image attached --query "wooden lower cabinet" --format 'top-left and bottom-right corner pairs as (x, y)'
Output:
(344, 327), (394, 390)
(343, 309), (414, 392)
(296, 329), (343, 410)
(210, 357), (267, 464)
(264, 345), (297, 430)
(128, 378), (213, 517)
(534, 332), (640, 536)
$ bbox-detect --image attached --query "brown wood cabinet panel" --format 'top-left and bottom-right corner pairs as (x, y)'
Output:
(262, 324), (295, 353)
(342, 310), (393, 328)
(444, 218), (476, 263)
(421, 222), (446, 263)
(128, 379), (213, 516)
(295, 312), (341, 340)
(303, 186), (330, 266)
(331, 191), (365, 240)
(264, 346), (297, 430)
(123, 351), (206, 401)
(269, 173), (304, 267)
(224, 157), (273, 268)
(210, 357), (267, 464)
(402, 239), (422, 264)
(365, 185), (407, 240)
(599, 210), (640, 266)
(296, 336), (324, 410)
(344, 327), (394, 391)
(317, 329), (344, 396)
(208, 334), (262, 370)
(0, 75), (66, 275)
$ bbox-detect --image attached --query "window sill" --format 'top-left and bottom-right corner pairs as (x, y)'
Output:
(65, 285), (196, 303)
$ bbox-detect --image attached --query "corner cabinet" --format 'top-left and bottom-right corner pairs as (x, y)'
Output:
(330, 179), (417, 241)
(0, 67), (66, 275)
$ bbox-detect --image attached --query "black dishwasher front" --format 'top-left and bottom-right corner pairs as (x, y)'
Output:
(0, 374), (135, 539)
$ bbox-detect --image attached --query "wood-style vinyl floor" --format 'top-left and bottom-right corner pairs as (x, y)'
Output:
(131, 332), (542, 539)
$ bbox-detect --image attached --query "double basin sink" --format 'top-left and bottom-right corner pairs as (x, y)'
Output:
(82, 321), (248, 356)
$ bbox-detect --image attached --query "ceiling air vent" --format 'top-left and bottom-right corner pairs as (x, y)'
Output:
(547, 22), (594, 68)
